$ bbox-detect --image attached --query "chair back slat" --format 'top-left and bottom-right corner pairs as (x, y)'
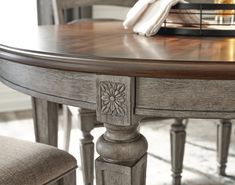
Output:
(62, 0), (136, 8)
(52, 0), (137, 24)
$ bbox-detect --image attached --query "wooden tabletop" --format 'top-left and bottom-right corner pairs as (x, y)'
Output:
(1, 21), (235, 79)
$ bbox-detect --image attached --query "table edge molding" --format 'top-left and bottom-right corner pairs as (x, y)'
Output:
(2, 45), (235, 80)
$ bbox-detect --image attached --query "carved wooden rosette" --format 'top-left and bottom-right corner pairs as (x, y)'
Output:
(96, 75), (148, 185)
(97, 75), (135, 126)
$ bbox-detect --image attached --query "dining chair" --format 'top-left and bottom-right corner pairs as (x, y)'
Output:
(0, 136), (77, 185)
(51, 1), (233, 185)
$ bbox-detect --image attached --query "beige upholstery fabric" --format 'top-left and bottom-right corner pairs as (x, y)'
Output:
(0, 136), (77, 185)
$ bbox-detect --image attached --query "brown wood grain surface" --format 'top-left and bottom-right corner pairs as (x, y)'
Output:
(1, 21), (235, 79)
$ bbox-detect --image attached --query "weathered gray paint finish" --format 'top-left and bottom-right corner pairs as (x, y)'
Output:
(217, 120), (232, 176)
(137, 78), (235, 112)
(171, 119), (186, 185)
(136, 108), (235, 119)
(63, 107), (101, 185)
(96, 75), (136, 126)
(96, 154), (147, 185)
(78, 108), (96, 185)
(0, 59), (96, 109)
(32, 97), (58, 146)
(96, 75), (148, 185)
(1, 59), (233, 185)
(37, 0), (54, 25)
(63, 105), (72, 151)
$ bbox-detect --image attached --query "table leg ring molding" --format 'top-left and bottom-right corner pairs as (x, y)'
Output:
(172, 173), (182, 185)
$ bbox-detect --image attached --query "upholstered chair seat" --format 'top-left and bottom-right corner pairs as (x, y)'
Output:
(0, 136), (77, 185)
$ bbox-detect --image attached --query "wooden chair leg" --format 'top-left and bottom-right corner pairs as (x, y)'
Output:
(171, 118), (186, 185)
(32, 97), (59, 147)
(78, 108), (96, 185)
(59, 170), (76, 185)
(217, 119), (232, 176)
(63, 105), (72, 151)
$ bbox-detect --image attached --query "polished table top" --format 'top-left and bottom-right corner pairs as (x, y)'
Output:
(1, 21), (235, 79)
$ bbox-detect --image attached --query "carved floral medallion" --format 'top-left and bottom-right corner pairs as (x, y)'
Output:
(100, 81), (126, 116)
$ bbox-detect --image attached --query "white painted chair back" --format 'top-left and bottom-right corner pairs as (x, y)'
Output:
(52, 0), (137, 24)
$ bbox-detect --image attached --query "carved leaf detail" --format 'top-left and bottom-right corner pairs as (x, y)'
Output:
(100, 81), (126, 116)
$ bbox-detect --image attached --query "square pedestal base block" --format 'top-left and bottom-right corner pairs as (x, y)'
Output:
(96, 154), (147, 185)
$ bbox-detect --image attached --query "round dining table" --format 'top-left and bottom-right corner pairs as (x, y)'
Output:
(1, 21), (235, 185)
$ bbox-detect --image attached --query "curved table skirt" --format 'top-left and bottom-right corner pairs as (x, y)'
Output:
(0, 59), (96, 110)
(1, 59), (235, 119)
